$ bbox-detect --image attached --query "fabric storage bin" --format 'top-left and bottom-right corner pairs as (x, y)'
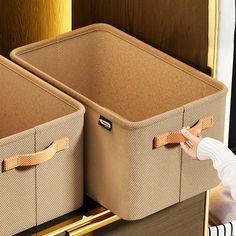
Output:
(0, 56), (85, 235)
(11, 23), (227, 220)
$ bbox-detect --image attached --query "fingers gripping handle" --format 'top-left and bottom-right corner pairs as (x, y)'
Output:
(153, 116), (213, 149)
(3, 137), (69, 171)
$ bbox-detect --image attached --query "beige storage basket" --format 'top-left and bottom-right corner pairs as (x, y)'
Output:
(0, 56), (85, 235)
(11, 24), (227, 220)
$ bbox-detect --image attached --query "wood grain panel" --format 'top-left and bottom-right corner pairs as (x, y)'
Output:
(85, 193), (206, 236)
(72, 0), (209, 73)
(0, 0), (71, 57)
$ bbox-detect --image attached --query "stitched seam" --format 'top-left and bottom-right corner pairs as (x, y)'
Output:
(0, 132), (34, 147)
(183, 94), (225, 112)
(179, 109), (185, 201)
(35, 114), (82, 134)
(15, 28), (222, 91)
(0, 115), (81, 145)
(0, 113), (82, 150)
(34, 128), (38, 226)
(131, 93), (224, 132)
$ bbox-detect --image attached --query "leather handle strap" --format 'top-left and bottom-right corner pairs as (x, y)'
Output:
(153, 116), (213, 149)
(3, 137), (69, 171)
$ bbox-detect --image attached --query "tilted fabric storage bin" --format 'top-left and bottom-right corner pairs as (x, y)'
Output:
(0, 56), (85, 235)
(11, 23), (227, 220)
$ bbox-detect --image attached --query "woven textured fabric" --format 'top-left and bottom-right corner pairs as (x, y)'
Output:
(0, 56), (85, 235)
(85, 106), (183, 220)
(11, 24), (227, 220)
(36, 112), (84, 224)
(181, 93), (226, 201)
(0, 131), (36, 236)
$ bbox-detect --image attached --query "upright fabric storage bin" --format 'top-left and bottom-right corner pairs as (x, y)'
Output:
(11, 23), (227, 220)
(0, 56), (85, 235)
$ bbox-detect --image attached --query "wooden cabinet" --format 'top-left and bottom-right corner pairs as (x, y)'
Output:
(1, 1), (217, 235)
(72, 0), (209, 73)
(85, 193), (206, 236)
(0, 0), (71, 57)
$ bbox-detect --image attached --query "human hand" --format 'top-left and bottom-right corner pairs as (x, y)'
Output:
(180, 127), (203, 160)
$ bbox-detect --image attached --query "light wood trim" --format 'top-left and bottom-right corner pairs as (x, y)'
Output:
(204, 1), (219, 235)
(67, 215), (120, 236)
(204, 190), (210, 236)
(32, 208), (120, 236)
(208, 0), (219, 79)
(31, 215), (84, 236)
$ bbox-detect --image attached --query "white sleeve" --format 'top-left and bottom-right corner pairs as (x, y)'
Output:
(208, 219), (236, 236)
(197, 137), (236, 201)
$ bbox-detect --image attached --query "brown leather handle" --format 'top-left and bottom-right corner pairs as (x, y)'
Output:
(2, 137), (69, 171)
(153, 116), (213, 149)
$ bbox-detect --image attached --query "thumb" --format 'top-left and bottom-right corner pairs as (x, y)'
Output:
(181, 128), (199, 145)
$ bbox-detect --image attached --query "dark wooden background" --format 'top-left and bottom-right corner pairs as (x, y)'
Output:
(0, 0), (70, 58)
(0, 0), (209, 73)
(72, 0), (209, 73)
(229, 19), (236, 152)
(85, 193), (206, 236)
